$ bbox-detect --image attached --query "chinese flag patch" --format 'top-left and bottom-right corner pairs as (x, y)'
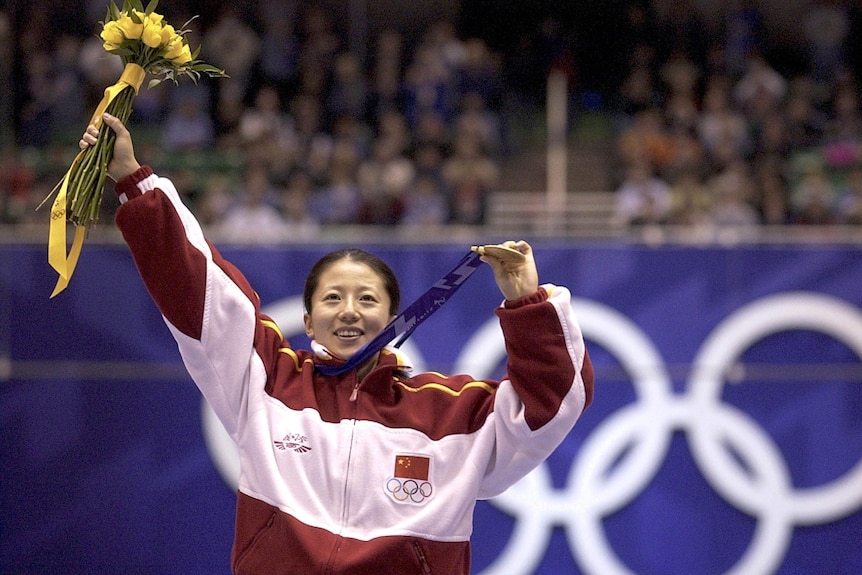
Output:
(394, 454), (430, 481)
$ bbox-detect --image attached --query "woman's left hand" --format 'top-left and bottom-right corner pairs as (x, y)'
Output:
(480, 240), (539, 301)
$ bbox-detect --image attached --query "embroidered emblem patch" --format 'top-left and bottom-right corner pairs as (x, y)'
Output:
(273, 433), (312, 453)
(384, 454), (433, 505)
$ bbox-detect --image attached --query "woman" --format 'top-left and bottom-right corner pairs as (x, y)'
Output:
(82, 113), (594, 575)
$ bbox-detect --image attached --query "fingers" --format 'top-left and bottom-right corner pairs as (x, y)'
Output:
(79, 125), (99, 149)
(502, 240), (532, 256)
(78, 113), (126, 149)
(482, 240), (532, 266)
(101, 112), (125, 133)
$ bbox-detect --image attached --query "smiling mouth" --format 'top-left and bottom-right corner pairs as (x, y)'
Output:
(334, 328), (364, 339)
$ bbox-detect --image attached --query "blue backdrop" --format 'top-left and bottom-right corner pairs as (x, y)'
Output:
(2, 241), (861, 575)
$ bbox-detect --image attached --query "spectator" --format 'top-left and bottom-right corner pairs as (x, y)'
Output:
(217, 165), (289, 243)
(413, 110), (452, 151)
(327, 52), (370, 123)
(835, 167), (862, 224)
(278, 170), (321, 241)
(402, 43), (457, 131)
(733, 53), (787, 114)
(310, 162), (361, 225)
(204, 5), (260, 117)
(295, 5), (340, 98)
(803, 0), (850, 84)
(616, 107), (675, 175)
(49, 34), (87, 140)
(722, 0), (765, 78)
(368, 29), (405, 121)
(196, 174), (235, 227)
(752, 110), (791, 162)
(783, 87), (828, 150)
(791, 164), (838, 225)
(454, 91), (503, 157)
(443, 133), (498, 225)
(667, 167), (712, 226)
(356, 137), (413, 225)
(612, 160), (673, 226)
(617, 43), (661, 119)
(251, 3), (300, 106)
(402, 173), (450, 227)
(752, 155), (790, 225)
(707, 157), (760, 226)
(660, 48), (700, 107)
(288, 93), (332, 180)
(17, 49), (55, 147)
(823, 85), (862, 145)
(0, 146), (36, 223)
(665, 126), (707, 177)
(238, 85), (292, 148)
(697, 78), (752, 165)
(162, 95), (215, 151)
(455, 38), (503, 112)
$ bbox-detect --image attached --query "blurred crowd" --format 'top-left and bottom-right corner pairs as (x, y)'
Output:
(1, 0), (513, 239)
(608, 0), (862, 230)
(2, 0), (862, 240)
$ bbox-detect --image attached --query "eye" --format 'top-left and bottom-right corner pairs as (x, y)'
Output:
(323, 293), (341, 301)
(360, 294), (379, 303)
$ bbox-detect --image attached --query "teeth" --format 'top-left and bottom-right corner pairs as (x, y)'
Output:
(336, 329), (362, 337)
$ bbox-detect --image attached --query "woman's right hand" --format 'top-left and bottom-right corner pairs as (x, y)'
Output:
(79, 112), (141, 182)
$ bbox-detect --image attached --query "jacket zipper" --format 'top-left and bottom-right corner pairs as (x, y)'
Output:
(412, 540), (433, 575)
(328, 376), (360, 573)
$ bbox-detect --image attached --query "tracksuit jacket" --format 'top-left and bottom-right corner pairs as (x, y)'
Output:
(113, 166), (595, 575)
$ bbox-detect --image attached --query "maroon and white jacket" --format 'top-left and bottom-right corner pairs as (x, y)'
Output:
(114, 166), (594, 575)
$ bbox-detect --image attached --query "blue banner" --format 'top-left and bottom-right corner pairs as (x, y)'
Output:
(2, 242), (861, 574)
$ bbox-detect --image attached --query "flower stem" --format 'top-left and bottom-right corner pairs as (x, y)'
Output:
(65, 86), (136, 227)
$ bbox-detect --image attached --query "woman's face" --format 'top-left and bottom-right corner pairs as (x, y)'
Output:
(304, 259), (394, 361)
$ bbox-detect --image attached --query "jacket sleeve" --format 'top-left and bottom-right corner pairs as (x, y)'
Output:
(113, 166), (260, 440)
(478, 284), (594, 498)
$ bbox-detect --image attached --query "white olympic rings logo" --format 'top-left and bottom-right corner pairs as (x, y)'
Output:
(203, 291), (862, 575)
(385, 477), (434, 504)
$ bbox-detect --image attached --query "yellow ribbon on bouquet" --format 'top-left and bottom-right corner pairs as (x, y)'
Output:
(48, 63), (146, 298)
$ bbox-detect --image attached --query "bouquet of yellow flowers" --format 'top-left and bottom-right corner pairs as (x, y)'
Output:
(44, 0), (226, 297)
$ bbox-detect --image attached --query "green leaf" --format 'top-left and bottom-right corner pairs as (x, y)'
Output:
(129, 0), (145, 12)
(144, 0), (159, 16)
(147, 78), (162, 89)
(107, 47), (136, 57)
(195, 64), (229, 77)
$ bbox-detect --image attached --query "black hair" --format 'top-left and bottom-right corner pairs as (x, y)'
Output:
(303, 249), (400, 316)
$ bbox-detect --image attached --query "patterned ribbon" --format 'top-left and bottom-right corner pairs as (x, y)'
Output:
(48, 63), (146, 298)
(316, 251), (484, 376)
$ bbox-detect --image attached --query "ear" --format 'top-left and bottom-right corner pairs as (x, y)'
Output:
(303, 312), (314, 339)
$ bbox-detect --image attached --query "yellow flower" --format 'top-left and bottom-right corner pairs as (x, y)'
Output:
(115, 13), (143, 40)
(172, 44), (193, 65)
(164, 37), (185, 60)
(100, 21), (124, 48)
(141, 16), (163, 48)
(146, 12), (164, 25)
(159, 24), (176, 47)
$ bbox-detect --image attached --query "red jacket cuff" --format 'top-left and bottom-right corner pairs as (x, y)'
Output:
(113, 165), (154, 201)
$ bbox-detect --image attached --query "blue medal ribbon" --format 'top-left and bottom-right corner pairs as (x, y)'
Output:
(316, 251), (484, 376)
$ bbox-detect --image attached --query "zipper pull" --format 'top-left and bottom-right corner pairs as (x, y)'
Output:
(349, 382), (360, 402)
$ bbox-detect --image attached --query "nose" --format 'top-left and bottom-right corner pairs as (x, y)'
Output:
(338, 297), (359, 321)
